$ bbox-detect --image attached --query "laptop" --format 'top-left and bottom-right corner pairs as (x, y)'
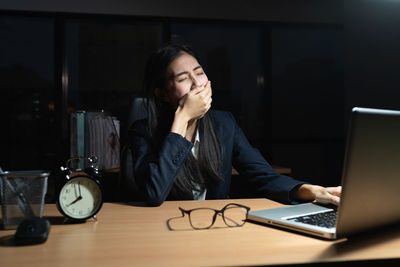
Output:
(248, 107), (400, 239)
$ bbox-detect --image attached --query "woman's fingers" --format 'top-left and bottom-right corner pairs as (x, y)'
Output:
(195, 81), (211, 94)
(315, 186), (342, 206)
(198, 81), (212, 104)
(178, 80), (213, 120)
(327, 186), (342, 197)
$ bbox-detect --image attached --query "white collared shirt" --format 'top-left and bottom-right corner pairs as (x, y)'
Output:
(191, 129), (206, 200)
(191, 129), (200, 159)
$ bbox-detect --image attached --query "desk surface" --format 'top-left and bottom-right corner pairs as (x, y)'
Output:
(1, 199), (400, 266)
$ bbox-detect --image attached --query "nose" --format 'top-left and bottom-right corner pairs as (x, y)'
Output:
(191, 75), (202, 88)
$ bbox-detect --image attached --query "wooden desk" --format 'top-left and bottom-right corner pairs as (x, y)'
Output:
(1, 199), (400, 266)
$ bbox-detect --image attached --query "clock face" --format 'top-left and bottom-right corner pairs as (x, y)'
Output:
(58, 176), (103, 220)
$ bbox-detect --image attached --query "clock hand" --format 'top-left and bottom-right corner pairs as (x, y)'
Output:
(78, 181), (82, 197)
(66, 196), (82, 207)
(73, 183), (78, 197)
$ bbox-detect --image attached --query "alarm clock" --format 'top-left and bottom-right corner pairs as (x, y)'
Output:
(57, 157), (104, 221)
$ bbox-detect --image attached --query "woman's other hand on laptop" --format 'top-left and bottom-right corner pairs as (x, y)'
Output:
(293, 184), (342, 206)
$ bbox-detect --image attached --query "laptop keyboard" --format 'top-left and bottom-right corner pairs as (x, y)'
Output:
(287, 210), (337, 229)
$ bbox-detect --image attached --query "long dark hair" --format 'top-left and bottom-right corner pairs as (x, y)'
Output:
(143, 43), (223, 199)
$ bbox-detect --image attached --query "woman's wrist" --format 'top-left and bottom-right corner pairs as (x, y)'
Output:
(170, 108), (189, 137)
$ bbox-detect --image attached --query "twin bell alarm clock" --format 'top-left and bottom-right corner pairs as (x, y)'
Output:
(56, 156), (104, 221)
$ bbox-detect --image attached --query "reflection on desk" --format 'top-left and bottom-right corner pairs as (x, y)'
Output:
(1, 199), (400, 266)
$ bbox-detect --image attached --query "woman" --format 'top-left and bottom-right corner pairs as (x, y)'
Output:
(125, 43), (341, 206)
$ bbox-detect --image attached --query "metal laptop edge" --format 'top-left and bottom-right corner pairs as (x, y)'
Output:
(248, 107), (400, 240)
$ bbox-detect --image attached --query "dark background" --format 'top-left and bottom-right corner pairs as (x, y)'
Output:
(1, 0), (399, 201)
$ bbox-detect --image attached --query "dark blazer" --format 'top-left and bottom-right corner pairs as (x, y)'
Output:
(124, 110), (305, 206)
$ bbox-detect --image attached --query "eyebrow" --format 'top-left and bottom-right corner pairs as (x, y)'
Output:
(174, 65), (203, 78)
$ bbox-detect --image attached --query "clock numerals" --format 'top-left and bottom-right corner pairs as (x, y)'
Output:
(58, 175), (103, 220)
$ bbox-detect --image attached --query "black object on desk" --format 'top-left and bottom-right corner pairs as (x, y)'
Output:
(14, 217), (50, 245)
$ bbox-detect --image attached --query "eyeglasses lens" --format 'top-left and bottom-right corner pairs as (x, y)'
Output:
(223, 206), (248, 227)
(189, 209), (215, 229)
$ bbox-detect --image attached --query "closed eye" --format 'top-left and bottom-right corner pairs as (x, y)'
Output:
(177, 77), (188, 82)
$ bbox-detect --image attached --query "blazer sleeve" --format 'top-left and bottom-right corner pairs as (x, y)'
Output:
(229, 113), (306, 204)
(128, 120), (193, 206)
